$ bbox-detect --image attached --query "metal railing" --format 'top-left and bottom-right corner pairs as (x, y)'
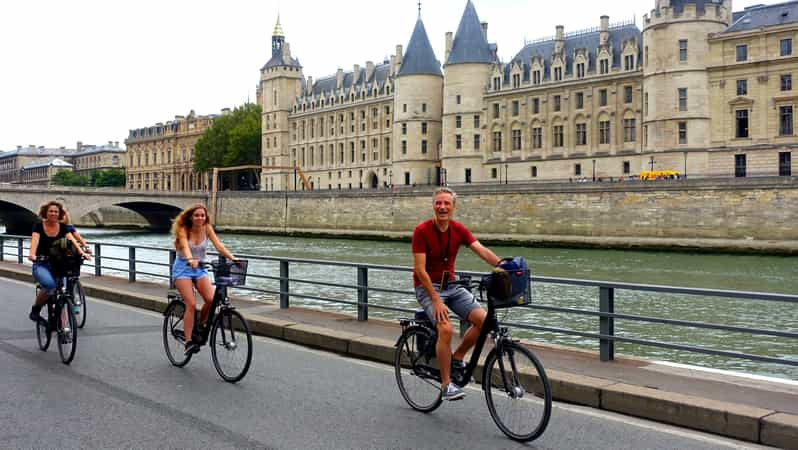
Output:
(2, 234), (796, 369)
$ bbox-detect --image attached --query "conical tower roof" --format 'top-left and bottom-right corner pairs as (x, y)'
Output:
(273, 15), (285, 37)
(446, 0), (492, 66)
(397, 17), (441, 77)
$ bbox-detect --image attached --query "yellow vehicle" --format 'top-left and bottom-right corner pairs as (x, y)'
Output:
(639, 170), (681, 180)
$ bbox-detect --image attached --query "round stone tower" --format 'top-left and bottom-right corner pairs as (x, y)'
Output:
(642, 0), (732, 157)
(441, 0), (494, 184)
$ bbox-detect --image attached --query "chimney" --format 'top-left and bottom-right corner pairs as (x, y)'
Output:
(307, 76), (313, 94)
(353, 64), (360, 85)
(395, 44), (403, 65)
(481, 21), (488, 39)
(555, 25), (565, 54)
(365, 61), (375, 81)
(445, 32), (453, 62)
(76, 140), (83, 151)
(600, 15), (610, 46)
(114, 141), (119, 147)
(282, 42), (291, 59)
(336, 68), (344, 89)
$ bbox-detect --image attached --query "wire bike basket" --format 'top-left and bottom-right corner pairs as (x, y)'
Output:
(211, 260), (248, 286)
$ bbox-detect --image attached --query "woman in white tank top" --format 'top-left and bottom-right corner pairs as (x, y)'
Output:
(171, 204), (238, 355)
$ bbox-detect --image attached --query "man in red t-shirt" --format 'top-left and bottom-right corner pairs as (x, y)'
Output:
(412, 187), (501, 401)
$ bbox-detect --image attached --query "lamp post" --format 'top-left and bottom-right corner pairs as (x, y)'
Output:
(504, 163), (508, 185)
(683, 151), (687, 178)
(649, 155), (655, 171)
(592, 159), (596, 182)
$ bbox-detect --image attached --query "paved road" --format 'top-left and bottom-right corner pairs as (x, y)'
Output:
(0, 277), (773, 449)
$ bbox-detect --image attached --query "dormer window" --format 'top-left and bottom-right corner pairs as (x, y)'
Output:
(493, 77), (501, 91)
(599, 58), (609, 74)
(533, 70), (541, 85)
(576, 63), (585, 78)
(512, 73), (520, 88)
(624, 54), (635, 70)
(554, 67), (562, 81)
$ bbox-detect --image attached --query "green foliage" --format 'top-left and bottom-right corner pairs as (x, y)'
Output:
(194, 103), (262, 172)
(51, 170), (89, 186)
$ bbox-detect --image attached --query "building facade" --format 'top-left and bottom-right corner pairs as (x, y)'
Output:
(124, 110), (224, 191)
(0, 142), (125, 185)
(257, 0), (797, 191)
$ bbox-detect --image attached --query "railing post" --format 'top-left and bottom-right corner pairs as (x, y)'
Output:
(94, 243), (101, 276)
(279, 260), (289, 309)
(0, 236), (4, 261)
(18, 238), (23, 264)
(168, 250), (176, 289)
(599, 286), (615, 361)
(357, 266), (368, 321)
(128, 247), (136, 282)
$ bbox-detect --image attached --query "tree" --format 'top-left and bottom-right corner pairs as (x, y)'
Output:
(194, 103), (262, 173)
(51, 170), (89, 186)
(92, 169), (126, 187)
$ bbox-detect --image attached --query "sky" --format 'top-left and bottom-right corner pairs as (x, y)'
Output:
(0, 0), (766, 151)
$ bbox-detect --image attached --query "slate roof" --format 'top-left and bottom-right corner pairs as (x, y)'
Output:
(509, 24), (641, 82)
(262, 52), (302, 71)
(397, 18), (442, 77)
(0, 147), (76, 160)
(446, 0), (494, 65)
(22, 158), (73, 170)
(726, 1), (798, 33)
(300, 62), (394, 102)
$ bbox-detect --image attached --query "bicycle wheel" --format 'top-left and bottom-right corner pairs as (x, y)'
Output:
(35, 312), (50, 351)
(163, 301), (192, 367)
(210, 309), (252, 383)
(483, 342), (551, 442)
(73, 280), (86, 329)
(394, 327), (443, 413)
(57, 302), (77, 364)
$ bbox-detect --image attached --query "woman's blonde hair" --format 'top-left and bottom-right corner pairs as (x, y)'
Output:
(171, 204), (212, 248)
(38, 200), (66, 220)
(61, 210), (73, 225)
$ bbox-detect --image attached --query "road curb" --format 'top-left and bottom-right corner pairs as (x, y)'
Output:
(2, 265), (796, 446)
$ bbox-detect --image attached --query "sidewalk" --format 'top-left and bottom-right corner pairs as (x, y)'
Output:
(2, 261), (796, 448)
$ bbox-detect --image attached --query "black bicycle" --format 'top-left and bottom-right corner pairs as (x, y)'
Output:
(162, 259), (253, 383)
(394, 275), (552, 442)
(33, 256), (80, 364)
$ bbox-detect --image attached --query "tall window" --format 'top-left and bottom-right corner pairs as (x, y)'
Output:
(780, 106), (794, 136)
(401, 140), (407, 155)
(532, 127), (542, 149)
(678, 121), (688, 145)
(422, 122), (428, 134)
(455, 134), (462, 150)
(532, 98), (540, 114)
(599, 89), (608, 106)
(512, 129), (522, 150)
(553, 95), (561, 112)
(422, 103), (427, 113)
(735, 109), (749, 138)
(402, 123), (407, 135)
(512, 73), (521, 88)
(679, 39), (688, 62)
(623, 161), (631, 174)
(493, 77), (501, 91)
(455, 115), (461, 128)
(599, 58), (609, 74)
(736, 79), (747, 96)
(531, 166), (538, 177)
(575, 123), (587, 145)
(575, 92), (584, 109)
(492, 103), (500, 119)
(492, 131), (502, 152)
(781, 38), (793, 57)
(735, 154), (747, 178)
(576, 62), (585, 78)
(624, 119), (636, 143)
(781, 74), (792, 91)
(736, 44), (748, 62)
(512, 100), (519, 116)
(421, 140), (427, 154)
(491, 168), (498, 179)
(554, 66), (562, 81)
(779, 152), (792, 176)
(678, 88), (688, 111)
(599, 120), (611, 144)
(465, 168), (472, 183)
(574, 163), (582, 176)
(456, 95), (461, 104)
(473, 115), (480, 128)
(474, 134), (480, 150)
(533, 70), (541, 85)
(624, 86), (633, 103)
(624, 54), (635, 71)
(554, 125), (564, 147)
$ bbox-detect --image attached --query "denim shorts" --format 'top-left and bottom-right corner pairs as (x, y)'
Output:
(171, 258), (209, 281)
(32, 263), (57, 294)
(415, 284), (480, 325)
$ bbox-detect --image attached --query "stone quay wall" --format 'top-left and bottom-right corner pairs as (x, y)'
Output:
(212, 177), (798, 253)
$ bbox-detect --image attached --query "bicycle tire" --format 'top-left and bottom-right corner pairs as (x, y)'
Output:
(36, 314), (50, 351)
(163, 301), (192, 367)
(210, 309), (252, 383)
(394, 326), (443, 413)
(57, 301), (77, 364)
(73, 280), (86, 329)
(483, 342), (551, 442)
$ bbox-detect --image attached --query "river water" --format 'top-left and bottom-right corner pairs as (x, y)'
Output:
(12, 227), (798, 379)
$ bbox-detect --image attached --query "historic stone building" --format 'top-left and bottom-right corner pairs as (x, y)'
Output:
(125, 109), (225, 191)
(258, 0), (796, 191)
(0, 142), (125, 185)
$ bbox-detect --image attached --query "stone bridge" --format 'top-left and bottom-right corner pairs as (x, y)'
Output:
(0, 186), (207, 234)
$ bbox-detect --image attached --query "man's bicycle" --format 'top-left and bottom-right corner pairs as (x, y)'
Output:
(394, 274), (552, 442)
(162, 259), (253, 383)
(33, 255), (81, 364)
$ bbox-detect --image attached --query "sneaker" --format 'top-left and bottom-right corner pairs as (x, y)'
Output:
(184, 341), (200, 356)
(441, 383), (466, 401)
(451, 358), (467, 371)
(29, 307), (42, 322)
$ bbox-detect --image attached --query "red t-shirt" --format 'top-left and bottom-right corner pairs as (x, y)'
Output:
(412, 219), (476, 288)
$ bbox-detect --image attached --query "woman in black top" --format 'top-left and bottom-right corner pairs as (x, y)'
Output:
(28, 201), (91, 321)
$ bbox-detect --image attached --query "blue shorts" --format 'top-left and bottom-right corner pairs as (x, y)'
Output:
(415, 284), (480, 326)
(33, 263), (58, 294)
(171, 258), (209, 281)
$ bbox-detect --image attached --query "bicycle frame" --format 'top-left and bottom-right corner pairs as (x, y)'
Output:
(168, 277), (233, 344)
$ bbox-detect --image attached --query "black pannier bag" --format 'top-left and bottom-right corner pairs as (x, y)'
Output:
(485, 257), (531, 308)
